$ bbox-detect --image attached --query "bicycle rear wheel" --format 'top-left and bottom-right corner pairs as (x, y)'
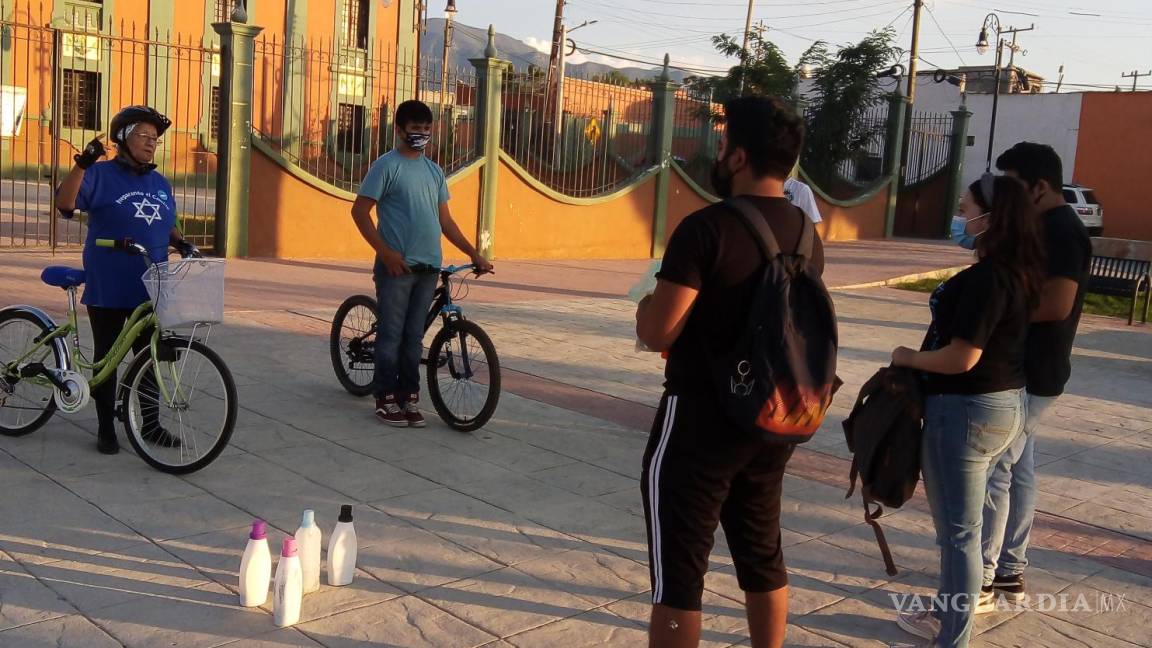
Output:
(0, 310), (63, 436)
(330, 295), (378, 397)
(120, 337), (236, 474)
(426, 319), (501, 432)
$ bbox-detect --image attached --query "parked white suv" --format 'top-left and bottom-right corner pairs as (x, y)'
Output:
(1063, 184), (1103, 236)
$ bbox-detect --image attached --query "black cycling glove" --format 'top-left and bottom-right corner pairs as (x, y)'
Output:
(74, 137), (107, 169)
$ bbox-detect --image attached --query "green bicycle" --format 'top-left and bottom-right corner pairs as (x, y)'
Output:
(0, 238), (237, 474)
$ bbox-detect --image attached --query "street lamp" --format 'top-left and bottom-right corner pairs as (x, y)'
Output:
(975, 12), (1034, 171)
(440, 0), (458, 100)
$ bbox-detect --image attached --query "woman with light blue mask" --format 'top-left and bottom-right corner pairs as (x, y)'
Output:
(887, 174), (1048, 648)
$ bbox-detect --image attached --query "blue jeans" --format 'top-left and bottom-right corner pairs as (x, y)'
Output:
(922, 390), (1025, 648)
(373, 270), (438, 399)
(981, 393), (1057, 586)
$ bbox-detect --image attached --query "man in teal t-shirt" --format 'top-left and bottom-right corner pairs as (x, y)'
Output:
(352, 100), (493, 428)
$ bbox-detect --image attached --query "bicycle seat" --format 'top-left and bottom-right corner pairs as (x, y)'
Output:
(41, 266), (86, 289)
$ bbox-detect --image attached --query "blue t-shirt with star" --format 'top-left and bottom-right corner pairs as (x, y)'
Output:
(74, 160), (177, 308)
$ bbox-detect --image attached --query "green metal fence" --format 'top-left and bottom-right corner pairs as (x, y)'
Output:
(0, 1), (217, 249)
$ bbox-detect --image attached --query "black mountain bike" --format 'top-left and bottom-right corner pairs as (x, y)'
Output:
(330, 265), (500, 432)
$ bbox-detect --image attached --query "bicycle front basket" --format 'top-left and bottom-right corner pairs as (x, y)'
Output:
(142, 259), (226, 328)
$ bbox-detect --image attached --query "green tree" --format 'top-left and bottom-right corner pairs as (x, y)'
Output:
(801, 28), (902, 190)
(686, 30), (816, 107)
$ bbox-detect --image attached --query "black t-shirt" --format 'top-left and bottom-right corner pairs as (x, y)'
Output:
(657, 196), (825, 397)
(1027, 205), (1092, 397)
(919, 260), (1029, 395)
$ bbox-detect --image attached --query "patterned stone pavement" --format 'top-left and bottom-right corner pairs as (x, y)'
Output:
(0, 249), (1149, 647)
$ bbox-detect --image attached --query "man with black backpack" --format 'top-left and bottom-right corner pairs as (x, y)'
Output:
(635, 96), (838, 648)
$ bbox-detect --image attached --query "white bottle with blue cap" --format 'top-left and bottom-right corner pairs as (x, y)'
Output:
(294, 509), (322, 594)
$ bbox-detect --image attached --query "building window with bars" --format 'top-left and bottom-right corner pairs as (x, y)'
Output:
(214, 0), (232, 23)
(62, 69), (101, 130)
(341, 0), (370, 50)
(337, 103), (365, 154)
(210, 86), (221, 139)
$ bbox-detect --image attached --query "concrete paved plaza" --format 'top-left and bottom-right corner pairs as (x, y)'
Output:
(1, 242), (1149, 647)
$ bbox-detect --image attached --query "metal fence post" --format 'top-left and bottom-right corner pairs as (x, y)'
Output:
(212, 17), (263, 258)
(469, 26), (510, 259)
(943, 107), (972, 238)
(883, 93), (909, 238)
(648, 56), (678, 258)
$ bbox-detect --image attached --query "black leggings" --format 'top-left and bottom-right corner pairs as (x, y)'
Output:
(87, 306), (153, 434)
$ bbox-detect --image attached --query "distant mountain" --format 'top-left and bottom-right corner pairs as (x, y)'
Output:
(422, 19), (689, 84)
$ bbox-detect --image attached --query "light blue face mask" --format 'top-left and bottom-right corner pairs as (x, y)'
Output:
(951, 213), (988, 250)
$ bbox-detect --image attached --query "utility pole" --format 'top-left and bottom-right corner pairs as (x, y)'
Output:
(548, 0), (566, 86)
(899, 0), (924, 183)
(738, 0), (755, 94)
(1122, 69), (1151, 91)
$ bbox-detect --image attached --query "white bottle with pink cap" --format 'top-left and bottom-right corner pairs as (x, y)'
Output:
(238, 520), (272, 607)
(273, 536), (303, 627)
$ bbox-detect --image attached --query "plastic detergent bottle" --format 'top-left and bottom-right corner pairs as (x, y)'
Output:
(326, 504), (357, 586)
(238, 520), (272, 607)
(273, 536), (303, 627)
(294, 509), (322, 594)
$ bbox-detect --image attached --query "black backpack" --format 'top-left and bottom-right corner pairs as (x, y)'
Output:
(709, 197), (840, 445)
(842, 365), (925, 576)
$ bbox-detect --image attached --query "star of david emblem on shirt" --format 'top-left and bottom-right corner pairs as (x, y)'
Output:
(133, 197), (163, 226)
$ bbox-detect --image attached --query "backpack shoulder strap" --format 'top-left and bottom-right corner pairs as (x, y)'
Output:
(795, 209), (815, 258)
(724, 197), (783, 260)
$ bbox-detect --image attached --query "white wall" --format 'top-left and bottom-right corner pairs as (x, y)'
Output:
(907, 83), (1083, 190)
(799, 78), (1084, 190)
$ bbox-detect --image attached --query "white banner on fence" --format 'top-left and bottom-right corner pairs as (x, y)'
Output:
(1, 86), (28, 138)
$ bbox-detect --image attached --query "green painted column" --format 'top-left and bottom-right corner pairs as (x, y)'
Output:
(943, 107), (972, 238)
(469, 26), (510, 259)
(213, 19), (264, 257)
(883, 94), (909, 239)
(648, 56), (678, 258)
(283, 0), (308, 159)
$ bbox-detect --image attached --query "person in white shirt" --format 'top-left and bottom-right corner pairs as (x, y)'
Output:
(784, 177), (822, 224)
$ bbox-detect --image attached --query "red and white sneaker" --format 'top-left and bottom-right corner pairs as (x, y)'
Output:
(375, 395), (408, 428)
(404, 396), (427, 428)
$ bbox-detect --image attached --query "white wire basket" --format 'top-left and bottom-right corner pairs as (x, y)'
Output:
(142, 259), (226, 328)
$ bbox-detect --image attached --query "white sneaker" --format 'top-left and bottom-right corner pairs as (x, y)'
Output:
(975, 587), (997, 615)
(896, 610), (940, 641)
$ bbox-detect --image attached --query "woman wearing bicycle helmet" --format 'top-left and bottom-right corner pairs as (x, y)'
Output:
(56, 105), (196, 455)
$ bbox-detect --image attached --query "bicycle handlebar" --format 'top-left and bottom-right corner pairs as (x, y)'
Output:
(95, 238), (149, 257)
(443, 264), (493, 276)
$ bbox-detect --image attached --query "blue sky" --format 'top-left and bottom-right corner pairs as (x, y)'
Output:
(444, 0), (1152, 91)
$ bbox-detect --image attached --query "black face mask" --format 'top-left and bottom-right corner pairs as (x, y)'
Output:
(710, 155), (734, 199)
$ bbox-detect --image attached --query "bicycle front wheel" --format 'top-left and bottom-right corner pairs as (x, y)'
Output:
(426, 319), (501, 432)
(0, 310), (63, 436)
(330, 295), (378, 397)
(120, 337), (237, 474)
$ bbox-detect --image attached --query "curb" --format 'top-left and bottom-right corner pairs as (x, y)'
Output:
(830, 264), (968, 291)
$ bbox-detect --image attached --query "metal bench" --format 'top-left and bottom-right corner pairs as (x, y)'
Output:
(1087, 256), (1151, 325)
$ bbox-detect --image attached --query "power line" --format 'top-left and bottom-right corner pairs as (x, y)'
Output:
(578, 0), (907, 23)
(925, 2), (966, 67)
(574, 46), (729, 75)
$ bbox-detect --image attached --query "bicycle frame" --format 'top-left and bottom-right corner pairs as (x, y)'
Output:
(5, 282), (193, 410)
(424, 269), (464, 333)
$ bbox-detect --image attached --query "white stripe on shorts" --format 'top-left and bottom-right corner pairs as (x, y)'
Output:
(647, 395), (678, 604)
